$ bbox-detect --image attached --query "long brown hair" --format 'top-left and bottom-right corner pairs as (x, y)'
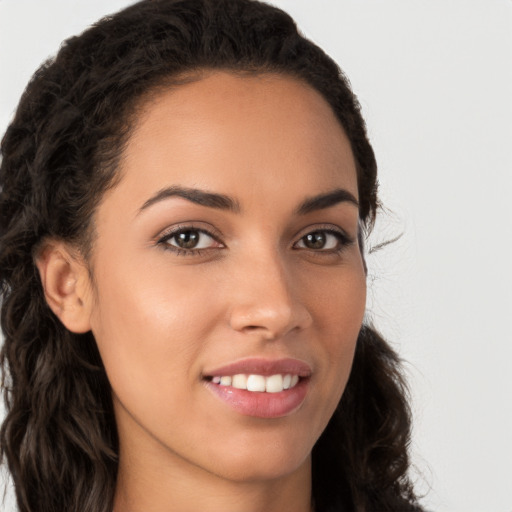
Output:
(0, 1), (420, 510)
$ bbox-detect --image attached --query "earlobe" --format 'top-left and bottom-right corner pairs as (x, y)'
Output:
(35, 241), (93, 333)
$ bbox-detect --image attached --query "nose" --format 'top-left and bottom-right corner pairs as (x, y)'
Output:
(228, 250), (313, 340)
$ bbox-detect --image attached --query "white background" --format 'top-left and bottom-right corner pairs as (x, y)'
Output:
(1, 1), (511, 511)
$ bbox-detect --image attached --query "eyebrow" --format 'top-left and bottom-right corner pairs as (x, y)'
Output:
(295, 188), (359, 215)
(138, 185), (241, 214)
(138, 185), (358, 216)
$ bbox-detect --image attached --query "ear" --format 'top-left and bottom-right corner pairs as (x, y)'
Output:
(35, 240), (93, 333)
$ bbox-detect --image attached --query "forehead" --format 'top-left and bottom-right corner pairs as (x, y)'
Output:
(113, 71), (358, 213)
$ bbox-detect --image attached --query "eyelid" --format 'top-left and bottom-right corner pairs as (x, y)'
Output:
(155, 222), (225, 253)
(156, 222), (222, 241)
(292, 223), (354, 245)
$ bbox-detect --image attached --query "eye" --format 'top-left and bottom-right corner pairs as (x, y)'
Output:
(158, 227), (223, 253)
(294, 229), (351, 252)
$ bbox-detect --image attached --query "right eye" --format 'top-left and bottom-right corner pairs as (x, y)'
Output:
(158, 227), (223, 254)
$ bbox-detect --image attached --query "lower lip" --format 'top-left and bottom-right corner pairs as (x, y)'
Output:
(205, 379), (309, 419)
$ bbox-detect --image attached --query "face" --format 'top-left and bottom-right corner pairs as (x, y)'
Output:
(86, 72), (366, 483)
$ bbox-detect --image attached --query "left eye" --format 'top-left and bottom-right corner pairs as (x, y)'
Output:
(295, 230), (344, 250)
(161, 229), (218, 250)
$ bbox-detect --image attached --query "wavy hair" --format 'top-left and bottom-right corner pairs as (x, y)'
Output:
(0, 1), (421, 510)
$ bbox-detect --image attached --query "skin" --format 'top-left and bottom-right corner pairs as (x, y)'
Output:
(38, 72), (366, 512)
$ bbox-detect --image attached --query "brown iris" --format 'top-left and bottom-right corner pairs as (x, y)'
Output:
(175, 230), (200, 249)
(303, 232), (327, 249)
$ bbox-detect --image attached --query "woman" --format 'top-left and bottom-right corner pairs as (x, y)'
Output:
(0, 0), (423, 511)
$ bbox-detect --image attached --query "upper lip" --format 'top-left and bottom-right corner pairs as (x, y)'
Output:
(203, 357), (312, 378)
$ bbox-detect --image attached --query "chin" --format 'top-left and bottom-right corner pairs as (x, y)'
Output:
(213, 455), (310, 483)
(201, 430), (314, 483)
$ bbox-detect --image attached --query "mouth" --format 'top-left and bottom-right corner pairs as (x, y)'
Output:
(206, 373), (301, 393)
(202, 358), (311, 418)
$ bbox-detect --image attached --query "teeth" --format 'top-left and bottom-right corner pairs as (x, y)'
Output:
(265, 374), (283, 393)
(212, 373), (300, 393)
(246, 375), (266, 392)
(219, 376), (232, 386)
(232, 374), (248, 389)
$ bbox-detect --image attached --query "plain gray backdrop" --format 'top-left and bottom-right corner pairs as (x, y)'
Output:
(1, 1), (511, 511)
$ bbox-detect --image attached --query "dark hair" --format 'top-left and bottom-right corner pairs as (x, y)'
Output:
(0, 1), (421, 511)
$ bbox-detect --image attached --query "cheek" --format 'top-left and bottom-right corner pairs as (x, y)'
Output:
(88, 259), (220, 408)
(310, 265), (366, 400)
(91, 254), (217, 341)
(310, 261), (366, 339)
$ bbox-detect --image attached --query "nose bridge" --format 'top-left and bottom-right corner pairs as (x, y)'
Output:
(228, 243), (311, 338)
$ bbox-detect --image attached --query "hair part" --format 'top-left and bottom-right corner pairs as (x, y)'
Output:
(1, 1), (418, 511)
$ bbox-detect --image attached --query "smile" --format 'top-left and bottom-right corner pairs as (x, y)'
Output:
(203, 358), (311, 418)
(210, 373), (300, 393)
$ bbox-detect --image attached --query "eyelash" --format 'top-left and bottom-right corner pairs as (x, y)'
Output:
(293, 227), (354, 254)
(157, 225), (224, 256)
(156, 224), (354, 257)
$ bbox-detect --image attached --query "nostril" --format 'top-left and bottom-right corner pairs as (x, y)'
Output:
(241, 324), (283, 339)
(228, 301), (311, 339)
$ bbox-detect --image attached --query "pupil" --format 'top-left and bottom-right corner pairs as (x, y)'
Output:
(305, 232), (326, 249)
(176, 231), (199, 249)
